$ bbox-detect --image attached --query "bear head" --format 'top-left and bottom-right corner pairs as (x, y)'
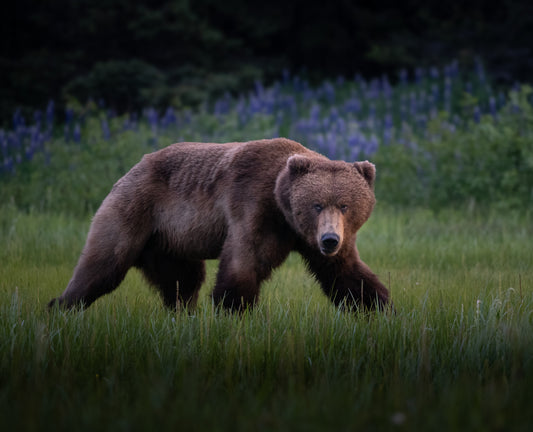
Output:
(275, 154), (376, 257)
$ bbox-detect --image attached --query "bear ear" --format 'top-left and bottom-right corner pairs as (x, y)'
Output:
(288, 154), (312, 176)
(353, 161), (376, 188)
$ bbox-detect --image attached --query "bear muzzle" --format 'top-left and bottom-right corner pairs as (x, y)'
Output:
(319, 232), (341, 256)
(316, 208), (344, 256)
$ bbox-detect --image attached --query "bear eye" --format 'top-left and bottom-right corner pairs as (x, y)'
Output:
(314, 204), (323, 213)
(340, 205), (348, 214)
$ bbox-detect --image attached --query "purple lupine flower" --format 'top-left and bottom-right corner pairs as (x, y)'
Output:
(444, 83), (452, 113)
(4, 156), (14, 174)
(325, 132), (337, 159)
(368, 103), (376, 119)
(254, 80), (264, 97)
(65, 108), (74, 125)
(430, 66), (439, 79)
(473, 106), (481, 123)
(329, 107), (339, 122)
(73, 123), (81, 143)
(382, 74), (392, 99)
(344, 95), (361, 114)
(431, 84), (439, 102)
(498, 92), (506, 109)
(214, 97), (230, 117)
(348, 133), (362, 160)
(416, 114), (428, 130)
(310, 104), (320, 120)
(336, 118), (346, 134)
(101, 119), (111, 140)
(489, 97), (497, 118)
(46, 100), (54, 128)
(400, 102), (407, 122)
(314, 134), (325, 153)
(362, 135), (379, 156)
(282, 68), (290, 84)
(10, 131), (20, 150)
(130, 112), (139, 131)
(161, 107), (177, 128)
(276, 111), (284, 127)
(398, 69), (408, 85)
(475, 58), (485, 83)
(450, 60), (459, 78)
(292, 75), (302, 92)
(465, 82), (473, 94)
(236, 98), (248, 126)
(13, 109), (24, 129)
(25, 145), (34, 161)
(383, 128), (393, 145)
(366, 79), (379, 99)
(323, 82), (335, 103)
(145, 107), (159, 135)
(0, 131), (6, 156)
(409, 92), (417, 116)
(33, 110), (42, 126)
(415, 67), (424, 83)
(384, 113), (393, 129)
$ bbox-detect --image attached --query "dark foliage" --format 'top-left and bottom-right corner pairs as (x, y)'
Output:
(2, 0), (533, 122)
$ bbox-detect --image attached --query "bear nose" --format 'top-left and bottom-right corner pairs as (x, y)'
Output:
(320, 233), (340, 253)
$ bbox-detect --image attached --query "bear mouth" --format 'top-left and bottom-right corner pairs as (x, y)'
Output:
(320, 246), (340, 256)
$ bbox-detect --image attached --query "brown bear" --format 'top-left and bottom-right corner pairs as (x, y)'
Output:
(49, 138), (390, 311)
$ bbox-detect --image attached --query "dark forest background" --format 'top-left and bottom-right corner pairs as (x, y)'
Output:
(2, 0), (533, 122)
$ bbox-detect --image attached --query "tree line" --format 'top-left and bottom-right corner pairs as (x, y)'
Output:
(2, 0), (532, 122)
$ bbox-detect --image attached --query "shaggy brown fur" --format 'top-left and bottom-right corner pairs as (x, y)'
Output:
(49, 138), (390, 311)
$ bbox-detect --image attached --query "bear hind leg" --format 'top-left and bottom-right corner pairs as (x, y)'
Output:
(48, 256), (130, 309)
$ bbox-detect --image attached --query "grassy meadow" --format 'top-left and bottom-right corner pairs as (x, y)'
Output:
(1, 205), (532, 431)
(2, 63), (532, 430)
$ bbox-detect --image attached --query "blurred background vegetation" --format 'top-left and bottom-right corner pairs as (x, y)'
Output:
(2, 0), (533, 121)
(1, 1), (532, 214)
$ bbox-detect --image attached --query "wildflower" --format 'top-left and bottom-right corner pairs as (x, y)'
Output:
(101, 119), (111, 140)
(473, 106), (481, 123)
(46, 100), (54, 128)
(489, 97), (497, 118)
(65, 108), (74, 125)
(398, 68), (408, 85)
(73, 123), (81, 143)
(415, 67), (424, 83)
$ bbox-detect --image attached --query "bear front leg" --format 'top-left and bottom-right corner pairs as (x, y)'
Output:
(212, 224), (293, 312)
(303, 250), (390, 311)
(212, 253), (262, 312)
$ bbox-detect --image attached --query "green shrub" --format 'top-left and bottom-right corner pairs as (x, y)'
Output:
(374, 86), (533, 210)
(63, 60), (168, 112)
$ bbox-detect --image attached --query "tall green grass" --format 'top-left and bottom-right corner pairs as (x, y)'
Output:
(1, 205), (532, 431)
